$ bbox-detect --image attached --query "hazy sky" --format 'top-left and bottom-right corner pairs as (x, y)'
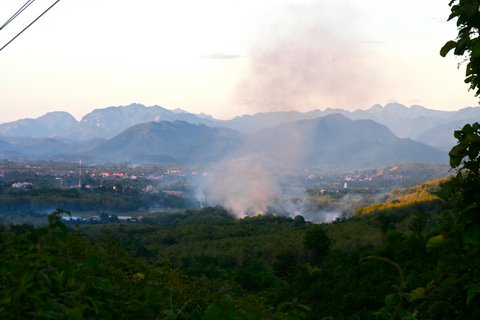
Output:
(0, 0), (477, 123)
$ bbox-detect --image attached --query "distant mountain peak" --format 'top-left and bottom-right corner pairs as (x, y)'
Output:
(37, 111), (78, 123)
(322, 113), (349, 120)
(197, 113), (214, 120)
(323, 107), (345, 113)
(410, 104), (428, 111)
(124, 102), (146, 109)
(0, 110), (77, 138)
(367, 104), (383, 112)
(1, 102), (478, 153)
(172, 108), (187, 114)
(0, 103), (451, 167)
(384, 102), (408, 111)
(40, 110), (75, 117)
(65, 103), (219, 140)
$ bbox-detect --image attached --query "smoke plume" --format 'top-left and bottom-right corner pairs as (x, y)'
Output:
(201, 155), (279, 217)
(195, 119), (318, 217)
(236, 3), (380, 112)
(196, 3), (382, 218)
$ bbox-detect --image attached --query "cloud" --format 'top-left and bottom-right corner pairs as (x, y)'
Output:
(200, 53), (243, 59)
(357, 40), (385, 45)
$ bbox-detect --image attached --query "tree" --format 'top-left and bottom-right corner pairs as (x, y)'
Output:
(449, 122), (480, 176)
(441, 0), (480, 248)
(441, 0), (480, 99)
(410, 6), (480, 315)
(293, 215), (306, 227)
(304, 225), (331, 264)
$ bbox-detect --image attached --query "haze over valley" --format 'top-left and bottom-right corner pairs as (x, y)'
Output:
(0, 102), (462, 219)
(0, 101), (474, 159)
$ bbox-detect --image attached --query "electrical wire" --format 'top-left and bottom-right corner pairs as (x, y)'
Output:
(0, 0), (36, 31)
(0, 0), (62, 53)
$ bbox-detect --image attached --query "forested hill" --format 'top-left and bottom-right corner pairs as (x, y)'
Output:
(0, 102), (478, 154)
(2, 168), (480, 319)
(75, 115), (446, 168)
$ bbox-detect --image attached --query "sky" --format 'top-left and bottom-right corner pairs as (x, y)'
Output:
(0, 0), (478, 123)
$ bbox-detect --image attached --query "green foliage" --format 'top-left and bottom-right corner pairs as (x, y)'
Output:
(360, 256), (411, 320)
(304, 225), (331, 264)
(440, 123), (480, 248)
(273, 250), (299, 281)
(0, 210), (209, 319)
(0, 185), (198, 215)
(441, 0), (480, 99)
(144, 206), (235, 227)
(355, 178), (445, 216)
(234, 260), (276, 291)
(201, 295), (237, 320)
(4, 166), (480, 320)
(449, 122), (480, 175)
(293, 215), (306, 228)
(390, 20), (480, 314)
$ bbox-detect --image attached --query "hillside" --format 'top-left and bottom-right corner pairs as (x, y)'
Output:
(0, 112), (78, 138)
(0, 112), (449, 167)
(246, 114), (447, 168)
(0, 103), (478, 150)
(81, 114), (447, 169)
(89, 120), (242, 164)
(354, 177), (447, 216)
(1, 148), (480, 320)
(61, 103), (219, 140)
(417, 119), (470, 151)
(3, 171), (478, 320)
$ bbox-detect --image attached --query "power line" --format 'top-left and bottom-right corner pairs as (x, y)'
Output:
(0, 0), (36, 31)
(0, 0), (62, 53)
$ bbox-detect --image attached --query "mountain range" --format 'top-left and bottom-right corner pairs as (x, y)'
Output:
(69, 114), (445, 168)
(243, 114), (446, 168)
(0, 102), (475, 168)
(86, 121), (242, 164)
(1, 102), (478, 151)
(0, 104), (447, 169)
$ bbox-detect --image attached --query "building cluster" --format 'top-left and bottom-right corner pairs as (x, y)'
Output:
(62, 214), (144, 224)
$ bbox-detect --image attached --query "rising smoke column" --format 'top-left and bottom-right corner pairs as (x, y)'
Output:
(201, 155), (279, 217)
(236, 2), (381, 112)
(197, 122), (314, 217)
(198, 3), (382, 218)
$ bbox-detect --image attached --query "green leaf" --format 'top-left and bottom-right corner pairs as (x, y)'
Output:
(465, 133), (480, 143)
(454, 129), (464, 139)
(202, 303), (236, 320)
(463, 224), (480, 246)
(466, 62), (473, 76)
(449, 144), (467, 157)
(409, 287), (427, 301)
(397, 308), (414, 320)
(0, 295), (11, 305)
(467, 284), (480, 305)
(440, 40), (457, 57)
(462, 123), (474, 133)
(65, 308), (83, 320)
(449, 143), (468, 168)
(448, 5), (460, 20)
(384, 293), (396, 310)
(426, 234), (450, 253)
(471, 41), (480, 58)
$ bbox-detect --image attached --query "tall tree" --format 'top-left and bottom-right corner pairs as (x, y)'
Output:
(441, 0), (480, 99)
